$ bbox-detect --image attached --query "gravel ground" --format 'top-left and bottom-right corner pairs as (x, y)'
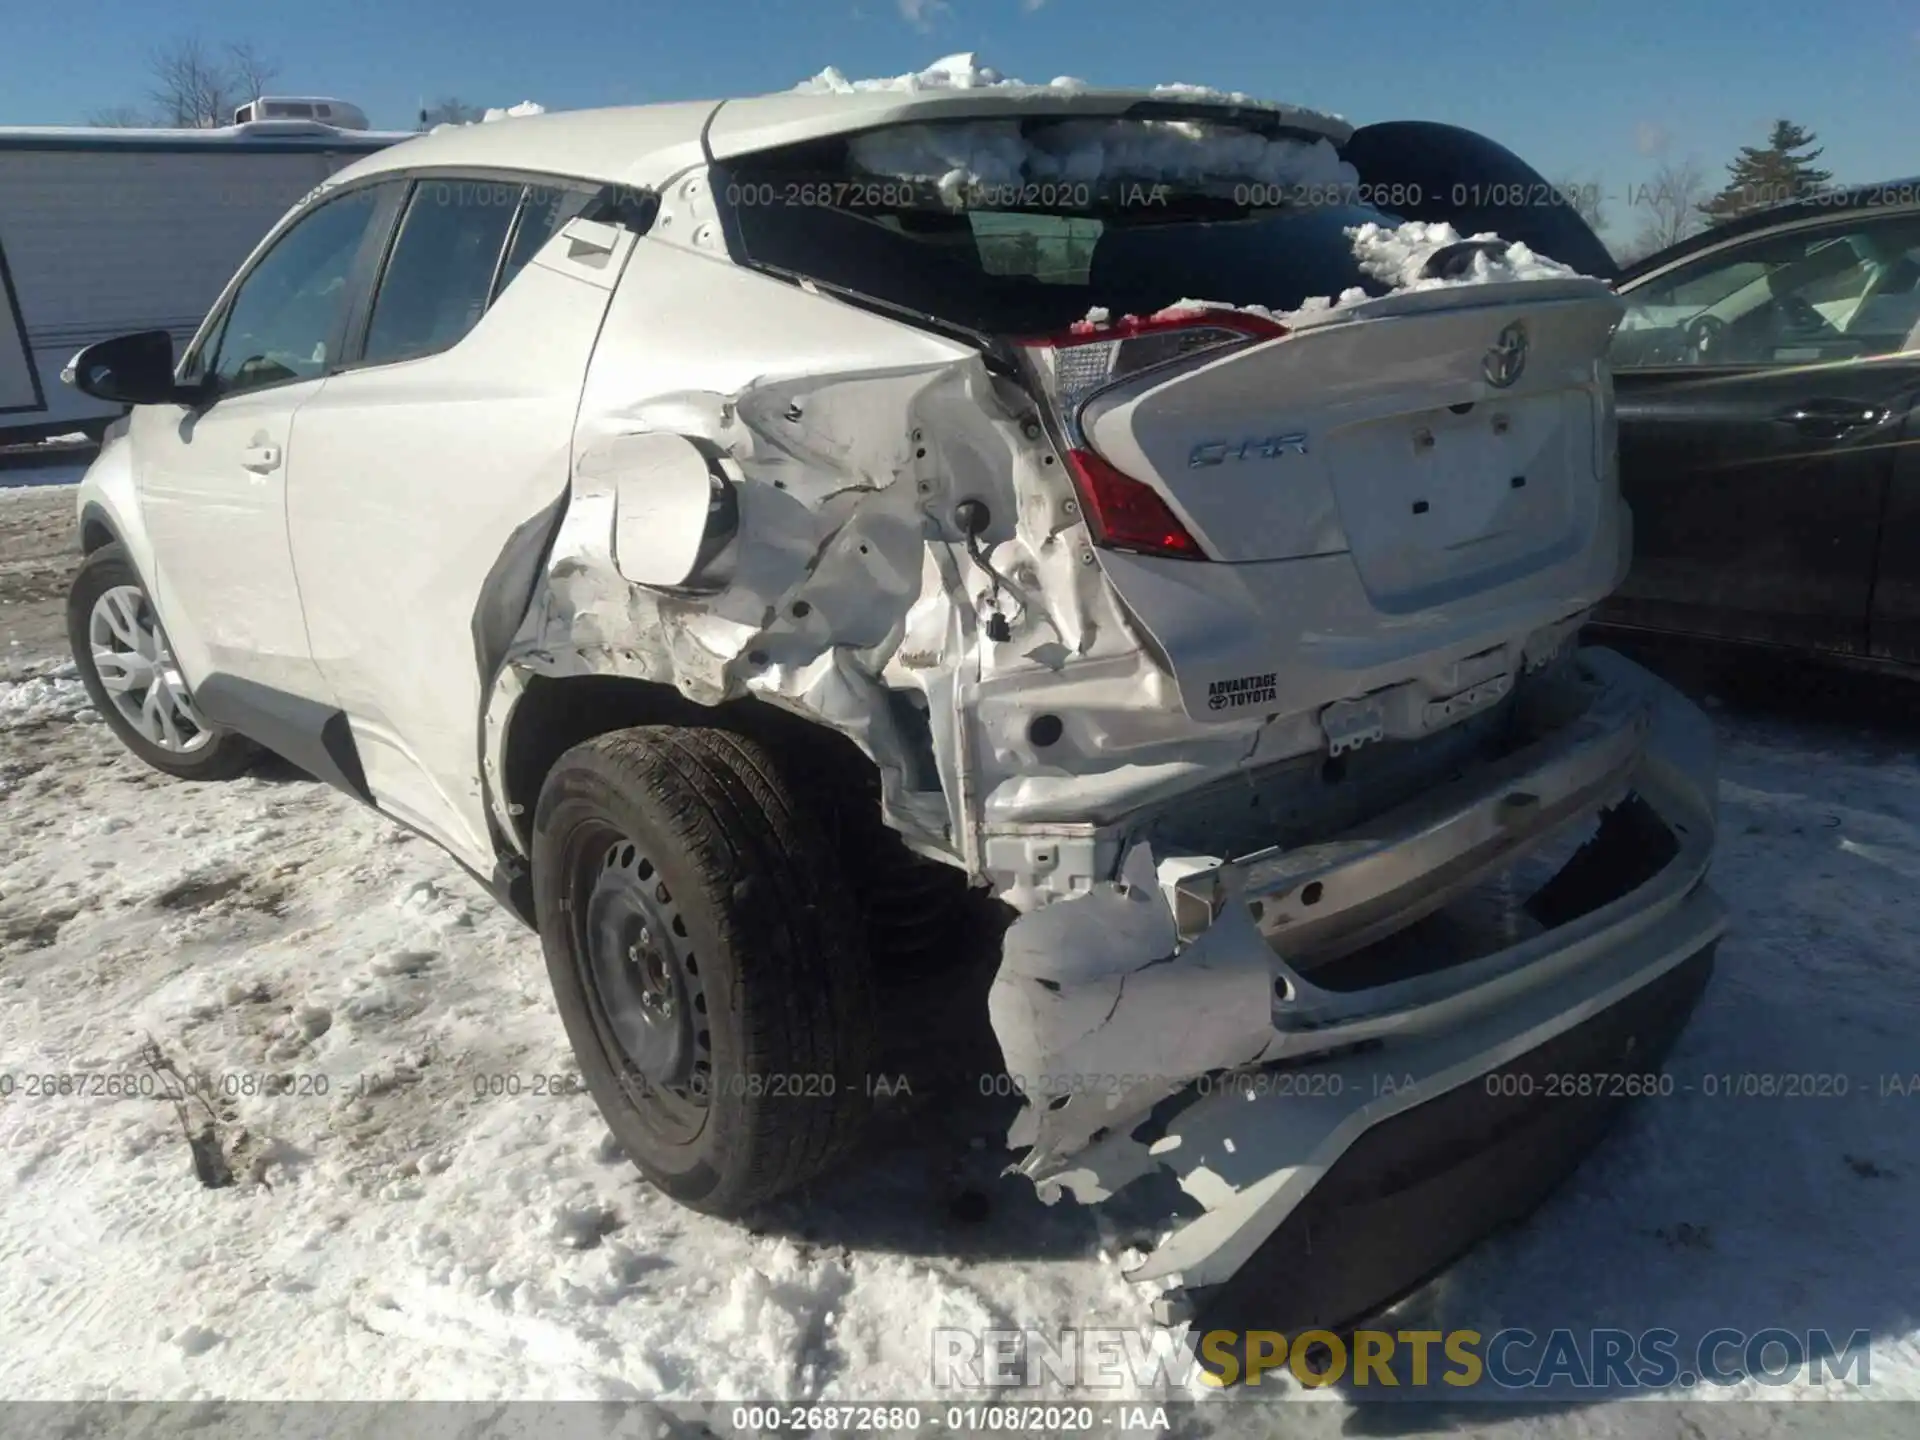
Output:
(0, 456), (86, 673)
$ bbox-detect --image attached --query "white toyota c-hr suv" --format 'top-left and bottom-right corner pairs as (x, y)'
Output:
(64, 77), (1726, 1332)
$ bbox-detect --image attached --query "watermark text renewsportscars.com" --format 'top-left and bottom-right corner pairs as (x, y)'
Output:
(932, 1326), (1873, 1392)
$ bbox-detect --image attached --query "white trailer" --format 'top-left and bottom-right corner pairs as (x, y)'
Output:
(0, 109), (408, 443)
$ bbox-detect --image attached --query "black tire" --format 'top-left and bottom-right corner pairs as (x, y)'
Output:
(66, 543), (257, 781)
(532, 725), (877, 1215)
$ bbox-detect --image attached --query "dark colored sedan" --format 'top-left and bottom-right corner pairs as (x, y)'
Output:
(1594, 182), (1920, 668)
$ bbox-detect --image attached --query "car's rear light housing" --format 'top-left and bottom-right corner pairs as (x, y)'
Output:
(1019, 308), (1287, 417)
(1065, 448), (1204, 558)
(1016, 307), (1287, 561)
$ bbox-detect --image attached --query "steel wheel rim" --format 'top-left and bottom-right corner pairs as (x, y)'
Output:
(572, 826), (711, 1145)
(87, 585), (213, 754)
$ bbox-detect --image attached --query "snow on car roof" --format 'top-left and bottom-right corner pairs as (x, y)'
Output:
(326, 58), (1349, 193)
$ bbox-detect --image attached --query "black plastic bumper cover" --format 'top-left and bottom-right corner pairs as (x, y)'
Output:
(1188, 939), (1717, 1346)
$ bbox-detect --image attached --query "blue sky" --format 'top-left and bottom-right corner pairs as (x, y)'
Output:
(6, 0), (1917, 239)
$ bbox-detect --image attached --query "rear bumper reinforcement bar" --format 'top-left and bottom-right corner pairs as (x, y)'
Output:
(989, 649), (1727, 1322)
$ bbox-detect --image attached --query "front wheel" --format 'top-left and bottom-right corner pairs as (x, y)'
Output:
(531, 726), (877, 1216)
(66, 544), (256, 780)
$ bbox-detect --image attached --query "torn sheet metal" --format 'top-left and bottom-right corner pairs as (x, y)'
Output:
(479, 230), (1287, 880)
(993, 657), (1725, 1309)
(469, 173), (1703, 1307)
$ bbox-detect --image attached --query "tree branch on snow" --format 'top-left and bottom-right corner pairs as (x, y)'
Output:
(139, 1036), (234, 1190)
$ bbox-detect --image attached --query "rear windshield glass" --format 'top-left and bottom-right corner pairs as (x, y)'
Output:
(716, 116), (1404, 335)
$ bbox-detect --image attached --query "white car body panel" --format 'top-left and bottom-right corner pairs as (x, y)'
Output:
(128, 386), (332, 698)
(323, 103), (721, 196)
(67, 86), (1723, 1321)
(288, 231), (629, 868)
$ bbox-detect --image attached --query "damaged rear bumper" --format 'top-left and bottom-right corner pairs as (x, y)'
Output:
(987, 647), (1726, 1315)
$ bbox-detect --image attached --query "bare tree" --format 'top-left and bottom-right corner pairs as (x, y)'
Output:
(1620, 158), (1709, 263)
(420, 97), (483, 128)
(148, 37), (235, 127)
(86, 105), (152, 128)
(145, 37), (281, 128)
(226, 42), (282, 107)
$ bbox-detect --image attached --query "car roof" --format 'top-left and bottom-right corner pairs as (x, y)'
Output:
(1619, 176), (1920, 285)
(324, 86), (1352, 193)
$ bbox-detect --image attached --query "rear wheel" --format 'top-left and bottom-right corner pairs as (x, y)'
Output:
(531, 725), (876, 1215)
(66, 544), (255, 780)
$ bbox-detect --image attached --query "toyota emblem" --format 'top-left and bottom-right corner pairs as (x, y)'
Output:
(1483, 321), (1528, 388)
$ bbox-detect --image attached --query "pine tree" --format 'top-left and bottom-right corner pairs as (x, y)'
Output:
(1697, 120), (1834, 225)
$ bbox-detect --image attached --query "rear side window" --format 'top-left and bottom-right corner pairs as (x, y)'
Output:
(717, 117), (1401, 336)
(362, 180), (520, 365)
(495, 184), (597, 296)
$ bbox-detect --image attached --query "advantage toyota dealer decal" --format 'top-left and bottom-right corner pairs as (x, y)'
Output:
(1207, 672), (1278, 711)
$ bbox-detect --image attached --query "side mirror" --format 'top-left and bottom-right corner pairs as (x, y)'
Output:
(61, 330), (200, 407)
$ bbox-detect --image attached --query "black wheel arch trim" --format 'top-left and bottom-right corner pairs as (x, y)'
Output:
(78, 501), (118, 553)
(189, 673), (537, 930)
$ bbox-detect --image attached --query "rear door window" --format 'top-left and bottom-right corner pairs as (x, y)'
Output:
(361, 179), (521, 365)
(495, 183), (598, 296)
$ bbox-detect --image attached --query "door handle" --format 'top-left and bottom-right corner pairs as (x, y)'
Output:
(241, 444), (282, 473)
(1773, 399), (1885, 435)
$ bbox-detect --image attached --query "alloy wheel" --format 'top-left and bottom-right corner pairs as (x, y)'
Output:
(87, 584), (212, 754)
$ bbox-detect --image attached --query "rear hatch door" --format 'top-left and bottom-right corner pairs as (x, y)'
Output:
(1081, 279), (1621, 603)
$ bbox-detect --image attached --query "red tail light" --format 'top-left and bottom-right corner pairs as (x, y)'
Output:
(1018, 307), (1285, 562)
(1065, 448), (1203, 559)
(1020, 308), (1288, 415)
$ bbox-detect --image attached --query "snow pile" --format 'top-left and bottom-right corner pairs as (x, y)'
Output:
(1290, 287), (1372, 314)
(1347, 218), (1582, 290)
(1079, 218), (1591, 336)
(1152, 82), (1258, 104)
(431, 101), (548, 133)
(850, 120), (1355, 206)
(5, 676), (1920, 1405)
(1149, 82), (1346, 126)
(795, 52), (1087, 95)
(791, 56), (1343, 123)
(0, 660), (95, 729)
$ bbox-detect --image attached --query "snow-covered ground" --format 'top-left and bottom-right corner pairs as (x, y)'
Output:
(3, 490), (1919, 1425)
(1, 474), (89, 670)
